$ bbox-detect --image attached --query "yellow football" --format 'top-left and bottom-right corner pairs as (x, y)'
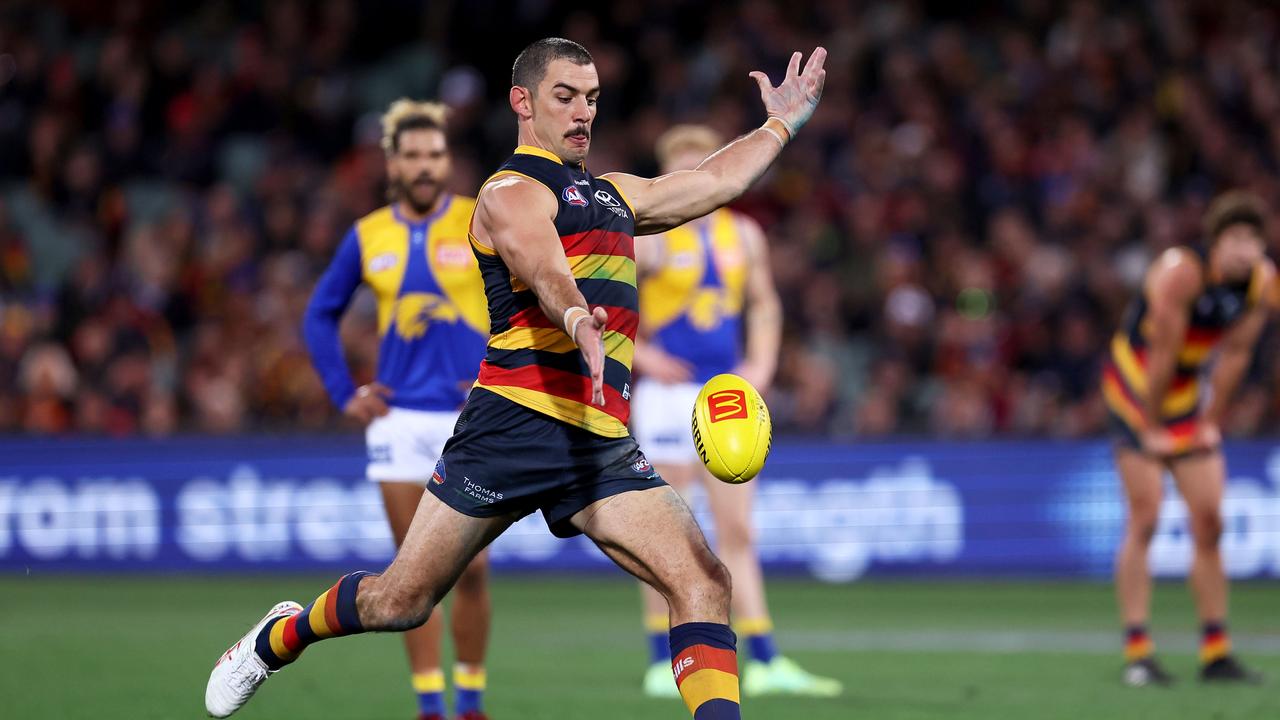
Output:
(691, 373), (772, 484)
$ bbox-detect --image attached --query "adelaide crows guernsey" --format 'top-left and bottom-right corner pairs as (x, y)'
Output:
(639, 208), (748, 382)
(1103, 246), (1268, 448)
(471, 145), (639, 438)
(304, 196), (489, 411)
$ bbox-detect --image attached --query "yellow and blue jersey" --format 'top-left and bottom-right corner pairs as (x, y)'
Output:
(639, 208), (748, 382)
(304, 196), (488, 411)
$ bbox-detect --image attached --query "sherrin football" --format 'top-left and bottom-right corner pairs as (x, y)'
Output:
(691, 373), (772, 484)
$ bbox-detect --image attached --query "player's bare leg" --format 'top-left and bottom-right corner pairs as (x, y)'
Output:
(698, 469), (767, 619)
(1169, 450), (1261, 683)
(577, 486), (741, 718)
(382, 483), (492, 718)
(587, 486), (730, 623)
(698, 467), (841, 697)
(448, 549), (491, 718)
(639, 463), (699, 696)
(1167, 452), (1227, 623)
(1113, 448), (1174, 686)
(357, 493), (510, 630)
(1115, 449), (1164, 630)
(638, 462), (841, 698)
(382, 483), (447, 716)
(206, 491), (513, 718)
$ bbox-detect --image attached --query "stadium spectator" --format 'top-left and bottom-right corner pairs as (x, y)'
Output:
(2, 0), (1279, 438)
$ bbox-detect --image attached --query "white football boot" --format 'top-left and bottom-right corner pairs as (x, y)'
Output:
(205, 601), (303, 717)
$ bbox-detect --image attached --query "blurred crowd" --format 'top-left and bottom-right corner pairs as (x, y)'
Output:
(4, 0), (1280, 437)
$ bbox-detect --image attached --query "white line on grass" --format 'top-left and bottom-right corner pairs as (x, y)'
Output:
(779, 629), (1280, 656)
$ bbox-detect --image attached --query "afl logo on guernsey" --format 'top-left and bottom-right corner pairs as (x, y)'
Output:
(368, 252), (399, 273)
(562, 185), (589, 207)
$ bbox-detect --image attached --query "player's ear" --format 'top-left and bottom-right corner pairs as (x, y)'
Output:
(510, 86), (533, 121)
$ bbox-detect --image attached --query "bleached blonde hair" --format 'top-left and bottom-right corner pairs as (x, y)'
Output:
(380, 99), (448, 154)
(655, 124), (723, 170)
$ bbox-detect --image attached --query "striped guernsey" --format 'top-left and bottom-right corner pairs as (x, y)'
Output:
(1103, 245), (1268, 453)
(470, 145), (639, 438)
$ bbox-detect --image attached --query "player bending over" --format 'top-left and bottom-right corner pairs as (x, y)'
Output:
(631, 124), (841, 699)
(1104, 191), (1272, 687)
(302, 99), (494, 720)
(206, 37), (825, 720)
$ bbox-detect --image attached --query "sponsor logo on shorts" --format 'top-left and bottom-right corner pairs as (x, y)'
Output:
(622, 382), (631, 401)
(462, 476), (504, 503)
(631, 455), (651, 473)
(369, 444), (391, 464)
(562, 185), (589, 207)
(707, 390), (748, 423)
(431, 459), (445, 484)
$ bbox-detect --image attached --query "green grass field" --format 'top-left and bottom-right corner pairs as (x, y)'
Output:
(3, 575), (1279, 719)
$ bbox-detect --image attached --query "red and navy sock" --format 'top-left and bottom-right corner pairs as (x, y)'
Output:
(1201, 621), (1231, 665)
(670, 622), (740, 719)
(254, 571), (372, 670)
(1124, 624), (1153, 662)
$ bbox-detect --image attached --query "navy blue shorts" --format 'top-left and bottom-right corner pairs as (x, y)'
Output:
(428, 388), (666, 537)
(1106, 408), (1210, 459)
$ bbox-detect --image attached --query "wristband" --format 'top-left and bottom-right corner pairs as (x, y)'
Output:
(564, 306), (590, 342)
(761, 125), (786, 148)
(570, 313), (592, 343)
(766, 116), (795, 143)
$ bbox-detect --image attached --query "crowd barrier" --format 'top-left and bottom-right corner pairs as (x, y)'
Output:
(3, 437), (1279, 580)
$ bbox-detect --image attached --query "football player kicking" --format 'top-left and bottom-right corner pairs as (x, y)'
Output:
(207, 37), (825, 720)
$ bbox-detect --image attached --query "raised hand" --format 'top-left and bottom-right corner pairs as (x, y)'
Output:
(749, 47), (827, 135)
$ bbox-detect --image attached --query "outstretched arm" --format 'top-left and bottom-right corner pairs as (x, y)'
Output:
(603, 47), (827, 235)
(473, 176), (610, 405)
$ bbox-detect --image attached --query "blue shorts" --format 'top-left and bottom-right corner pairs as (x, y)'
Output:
(428, 388), (666, 537)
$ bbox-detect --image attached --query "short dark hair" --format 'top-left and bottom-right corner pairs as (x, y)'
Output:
(511, 38), (593, 91)
(1204, 190), (1267, 242)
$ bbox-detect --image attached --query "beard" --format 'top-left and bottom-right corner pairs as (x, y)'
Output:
(393, 175), (443, 215)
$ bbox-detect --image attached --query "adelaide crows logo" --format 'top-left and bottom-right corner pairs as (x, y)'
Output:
(562, 185), (589, 207)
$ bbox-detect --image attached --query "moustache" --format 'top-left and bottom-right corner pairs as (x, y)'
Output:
(564, 125), (590, 139)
